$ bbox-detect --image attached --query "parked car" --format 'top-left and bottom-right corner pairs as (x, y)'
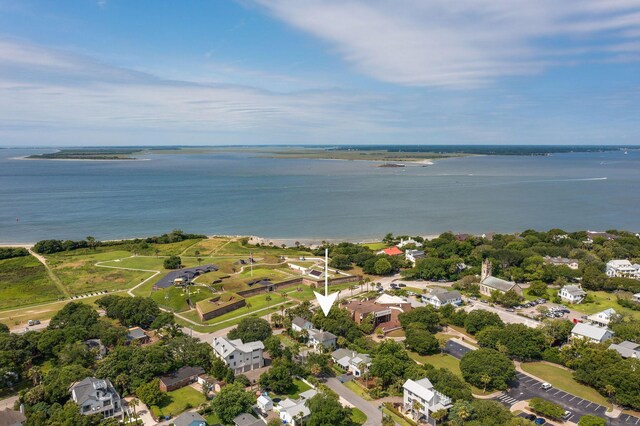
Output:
(27, 320), (40, 326)
(541, 382), (552, 390)
(524, 414), (536, 421)
(534, 418), (546, 425)
(481, 299), (489, 304)
(398, 283), (407, 287)
(506, 308), (515, 312)
(562, 411), (572, 420)
(469, 296), (478, 301)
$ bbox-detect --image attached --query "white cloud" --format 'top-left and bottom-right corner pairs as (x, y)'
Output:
(254, 0), (640, 87)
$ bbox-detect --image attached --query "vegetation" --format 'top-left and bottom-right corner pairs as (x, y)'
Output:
(228, 316), (272, 342)
(578, 415), (607, 426)
(210, 383), (255, 424)
(0, 255), (62, 309)
(0, 247), (29, 260)
(528, 397), (565, 420)
(459, 348), (516, 391)
(163, 255), (182, 269)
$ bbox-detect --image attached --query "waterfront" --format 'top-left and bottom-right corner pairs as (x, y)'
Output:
(1, 148), (639, 243)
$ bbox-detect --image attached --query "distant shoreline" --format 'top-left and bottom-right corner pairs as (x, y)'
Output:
(12, 156), (148, 162)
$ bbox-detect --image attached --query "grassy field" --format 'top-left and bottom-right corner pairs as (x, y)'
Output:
(361, 242), (387, 250)
(177, 302), (296, 333)
(0, 255), (62, 309)
(408, 352), (486, 394)
(520, 362), (610, 408)
(181, 237), (230, 256)
(0, 293), (129, 328)
(216, 240), (311, 256)
(572, 291), (640, 320)
(351, 407), (367, 425)
(273, 378), (312, 400)
(151, 285), (215, 312)
(150, 386), (207, 418)
(344, 380), (372, 400)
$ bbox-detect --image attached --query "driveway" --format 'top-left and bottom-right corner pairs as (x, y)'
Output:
(463, 302), (541, 328)
(326, 377), (382, 426)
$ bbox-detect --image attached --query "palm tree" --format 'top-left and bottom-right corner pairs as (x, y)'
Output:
(265, 294), (272, 308)
(86, 236), (96, 250)
(27, 366), (42, 386)
(480, 373), (491, 392)
(364, 276), (371, 292)
(604, 384), (616, 401)
(411, 400), (424, 420)
(129, 397), (140, 421)
(456, 405), (471, 424)
(431, 409), (448, 424)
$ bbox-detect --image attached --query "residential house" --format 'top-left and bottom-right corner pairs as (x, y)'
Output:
(70, 377), (123, 419)
(83, 339), (106, 359)
(587, 308), (618, 327)
(543, 256), (579, 270)
(276, 389), (318, 426)
(606, 260), (640, 279)
(421, 289), (462, 308)
(608, 341), (640, 359)
(633, 293), (640, 303)
(212, 336), (265, 373)
(170, 412), (208, 426)
(232, 413), (263, 426)
(570, 323), (614, 344)
(126, 327), (150, 345)
(0, 408), (26, 426)
(158, 366), (205, 392)
(376, 246), (403, 256)
(257, 393), (274, 413)
(331, 349), (372, 377)
(403, 378), (452, 422)
(291, 316), (313, 333)
(558, 285), (587, 304)
(585, 231), (619, 244)
(308, 329), (336, 350)
(479, 260), (522, 297)
(405, 249), (425, 265)
(398, 238), (423, 248)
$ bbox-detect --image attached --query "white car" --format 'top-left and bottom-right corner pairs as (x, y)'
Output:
(541, 382), (552, 390)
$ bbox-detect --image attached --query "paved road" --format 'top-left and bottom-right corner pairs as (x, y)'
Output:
(326, 377), (382, 426)
(463, 301), (541, 328)
(445, 340), (640, 426)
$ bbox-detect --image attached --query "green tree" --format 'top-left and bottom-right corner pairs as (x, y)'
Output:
(228, 316), (272, 342)
(578, 415), (606, 426)
(528, 397), (565, 419)
(210, 383), (254, 424)
(459, 348), (515, 391)
(163, 255), (182, 269)
(527, 281), (548, 297)
(135, 379), (164, 407)
(373, 258), (392, 275)
(49, 302), (99, 329)
(306, 391), (357, 426)
(449, 400), (475, 425)
(464, 310), (504, 334)
(404, 326), (440, 355)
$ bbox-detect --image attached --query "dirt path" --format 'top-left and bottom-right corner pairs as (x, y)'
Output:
(28, 249), (70, 297)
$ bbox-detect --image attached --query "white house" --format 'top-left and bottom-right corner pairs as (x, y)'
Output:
(291, 316), (313, 333)
(257, 393), (274, 412)
(212, 336), (265, 373)
(587, 308), (618, 327)
(633, 293), (640, 303)
(543, 256), (579, 270)
(608, 341), (640, 359)
(332, 349), (372, 377)
(558, 285), (587, 304)
(70, 377), (123, 419)
(570, 323), (614, 344)
(606, 260), (640, 279)
(308, 329), (336, 350)
(276, 389), (318, 426)
(403, 378), (452, 422)
(421, 289), (462, 308)
(405, 249), (425, 265)
(398, 238), (423, 248)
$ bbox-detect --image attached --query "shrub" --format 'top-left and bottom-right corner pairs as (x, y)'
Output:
(529, 397), (565, 420)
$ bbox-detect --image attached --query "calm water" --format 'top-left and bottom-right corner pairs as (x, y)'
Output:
(1, 149), (639, 243)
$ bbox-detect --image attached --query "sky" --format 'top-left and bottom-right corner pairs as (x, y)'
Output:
(1, 0), (640, 146)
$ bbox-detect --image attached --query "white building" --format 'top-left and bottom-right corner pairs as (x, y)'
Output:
(332, 349), (372, 377)
(606, 260), (640, 279)
(570, 323), (614, 344)
(398, 238), (423, 248)
(212, 336), (265, 373)
(308, 329), (336, 350)
(421, 289), (462, 308)
(633, 293), (640, 303)
(403, 378), (452, 422)
(587, 308), (618, 327)
(257, 393), (274, 412)
(405, 249), (425, 265)
(291, 316), (313, 333)
(543, 256), (579, 270)
(558, 285), (587, 304)
(276, 389), (318, 426)
(608, 341), (640, 359)
(70, 377), (123, 419)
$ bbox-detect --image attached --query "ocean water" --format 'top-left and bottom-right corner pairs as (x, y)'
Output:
(1, 148), (639, 244)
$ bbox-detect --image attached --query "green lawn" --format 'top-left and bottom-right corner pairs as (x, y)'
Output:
(520, 362), (611, 408)
(273, 378), (312, 400)
(0, 255), (62, 309)
(205, 412), (222, 424)
(150, 386), (207, 418)
(151, 285), (215, 312)
(361, 242), (387, 250)
(237, 267), (293, 280)
(344, 380), (372, 400)
(571, 291), (640, 320)
(408, 352), (486, 394)
(382, 404), (416, 426)
(216, 240), (311, 256)
(178, 301), (296, 332)
(351, 407), (367, 425)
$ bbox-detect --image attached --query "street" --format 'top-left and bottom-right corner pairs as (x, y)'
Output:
(326, 377), (383, 426)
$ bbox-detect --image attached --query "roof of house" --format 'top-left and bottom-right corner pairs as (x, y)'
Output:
(70, 377), (118, 406)
(233, 413), (263, 426)
(159, 366), (205, 388)
(332, 348), (353, 360)
(561, 285), (586, 297)
(382, 246), (403, 256)
(480, 276), (518, 292)
(0, 408), (27, 426)
(331, 349), (371, 366)
(126, 327), (147, 340)
(406, 249), (425, 257)
(213, 336), (264, 358)
(292, 316), (312, 329)
(426, 289), (461, 303)
(171, 411), (207, 426)
(403, 378), (435, 401)
(571, 323), (613, 341)
(257, 394), (273, 405)
(607, 259), (634, 268)
(608, 341), (640, 358)
(279, 389), (318, 419)
(309, 329), (336, 342)
(375, 294), (407, 305)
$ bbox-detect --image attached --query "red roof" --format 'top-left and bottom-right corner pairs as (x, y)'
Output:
(382, 246), (403, 256)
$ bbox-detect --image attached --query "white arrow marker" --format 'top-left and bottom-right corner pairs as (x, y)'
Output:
(313, 248), (338, 316)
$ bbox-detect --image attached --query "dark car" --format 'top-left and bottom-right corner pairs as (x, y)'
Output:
(534, 418), (546, 425)
(398, 283), (407, 287)
(524, 414), (536, 421)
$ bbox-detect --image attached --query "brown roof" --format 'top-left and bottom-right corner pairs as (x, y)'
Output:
(0, 408), (27, 426)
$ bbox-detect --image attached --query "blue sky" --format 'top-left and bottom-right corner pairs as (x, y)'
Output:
(1, 0), (639, 146)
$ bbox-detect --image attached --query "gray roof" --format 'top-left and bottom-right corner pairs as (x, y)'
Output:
(608, 341), (640, 359)
(571, 323), (613, 341)
(562, 285), (586, 297)
(154, 264), (218, 288)
(233, 413), (263, 426)
(213, 336), (264, 358)
(292, 316), (311, 328)
(70, 377), (119, 406)
(481, 276), (517, 292)
(126, 327), (147, 340)
(0, 408), (27, 425)
(159, 366), (205, 387)
(171, 411), (207, 426)
(312, 330), (336, 342)
(428, 289), (461, 303)
(332, 348), (353, 360)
